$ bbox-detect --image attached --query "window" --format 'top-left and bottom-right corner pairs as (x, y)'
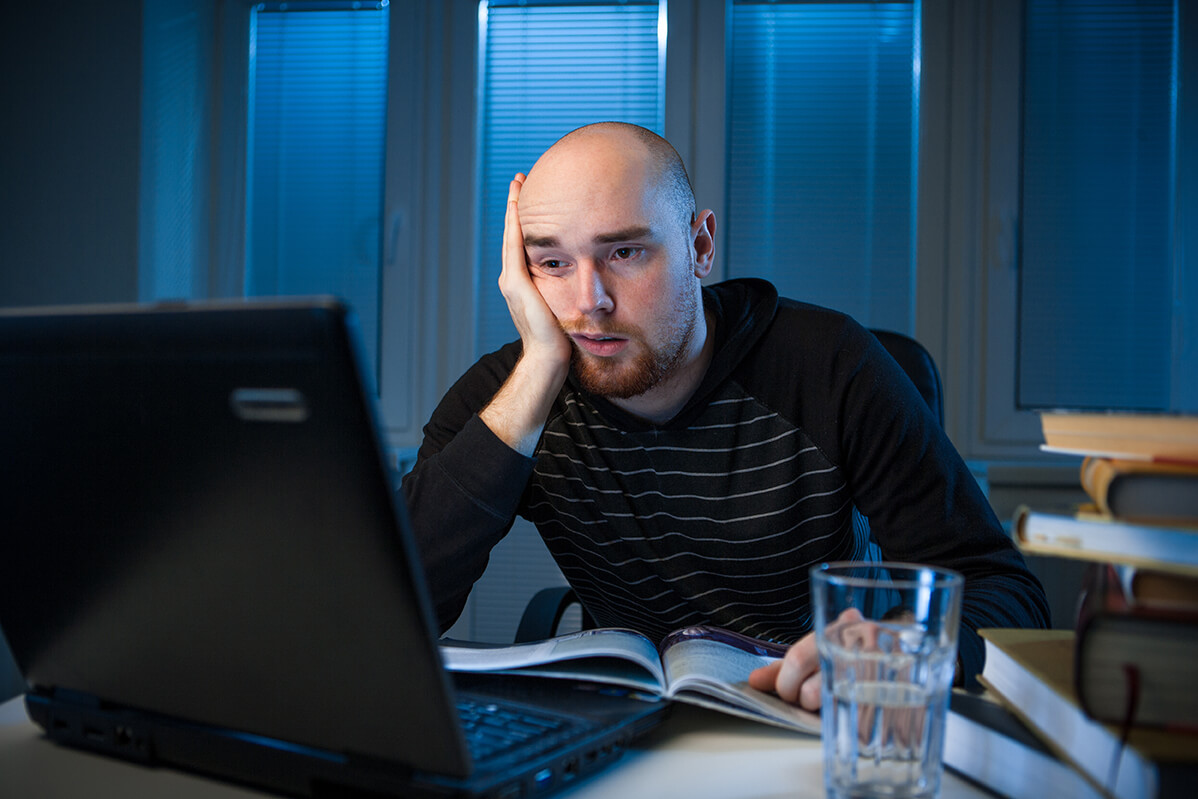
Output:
(475, 0), (665, 356)
(246, 2), (389, 380)
(1018, 0), (1181, 411)
(726, 1), (918, 334)
(976, 1), (1197, 456)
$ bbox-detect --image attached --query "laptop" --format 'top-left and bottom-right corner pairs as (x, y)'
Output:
(0, 298), (666, 798)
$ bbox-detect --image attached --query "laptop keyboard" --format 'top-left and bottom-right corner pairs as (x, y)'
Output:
(456, 696), (587, 763)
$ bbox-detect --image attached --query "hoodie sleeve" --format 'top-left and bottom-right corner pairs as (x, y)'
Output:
(829, 319), (1051, 686)
(399, 343), (535, 631)
(743, 299), (1051, 688)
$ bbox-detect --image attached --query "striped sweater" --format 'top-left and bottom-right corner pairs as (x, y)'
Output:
(403, 279), (1049, 684)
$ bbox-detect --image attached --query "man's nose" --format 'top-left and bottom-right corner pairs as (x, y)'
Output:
(575, 261), (614, 315)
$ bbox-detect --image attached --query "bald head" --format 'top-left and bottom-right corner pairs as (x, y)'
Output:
(510, 124), (717, 415)
(523, 123), (696, 236)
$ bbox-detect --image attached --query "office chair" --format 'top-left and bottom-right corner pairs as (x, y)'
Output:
(513, 328), (945, 643)
(870, 329), (944, 426)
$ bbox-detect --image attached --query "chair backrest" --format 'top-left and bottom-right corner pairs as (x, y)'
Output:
(869, 329), (944, 426)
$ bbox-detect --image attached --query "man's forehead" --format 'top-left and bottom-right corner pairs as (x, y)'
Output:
(520, 191), (662, 245)
(520, 169), (667, 246)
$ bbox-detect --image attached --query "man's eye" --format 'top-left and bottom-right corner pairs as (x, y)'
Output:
(539, 260), (565, 271)
(612, 247), (641, 261)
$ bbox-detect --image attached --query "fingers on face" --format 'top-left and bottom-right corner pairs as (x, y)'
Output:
(502, 175), (527, 277)
(507, 173), (525, 205)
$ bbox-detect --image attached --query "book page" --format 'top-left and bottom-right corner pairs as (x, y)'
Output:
(483, 658), (665, 694)
(439, 628), (665, 686)
(661, 636), (820, 733)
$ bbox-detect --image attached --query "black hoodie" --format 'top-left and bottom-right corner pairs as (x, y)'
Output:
(401, 278), (1049, 686)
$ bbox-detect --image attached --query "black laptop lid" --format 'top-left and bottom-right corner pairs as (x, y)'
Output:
(0, 299), (470, 777)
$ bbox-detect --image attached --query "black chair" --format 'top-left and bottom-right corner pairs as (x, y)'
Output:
(513, 328), (944, 643)
(870, 329), (944, 426)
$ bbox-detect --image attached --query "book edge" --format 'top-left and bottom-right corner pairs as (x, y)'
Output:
(978, 636), (1158, 799)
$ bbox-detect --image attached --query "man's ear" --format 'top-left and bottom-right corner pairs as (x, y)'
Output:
(690, 209), (717, 278)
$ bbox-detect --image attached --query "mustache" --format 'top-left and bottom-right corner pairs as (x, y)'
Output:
(559, 320), (641, 340)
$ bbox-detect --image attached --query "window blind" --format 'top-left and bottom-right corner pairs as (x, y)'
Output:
(247, 3), (389, 377)
(1018, 0), (1175, 411)
(726, 1), (917, 334)
(476, 0), (663, 357)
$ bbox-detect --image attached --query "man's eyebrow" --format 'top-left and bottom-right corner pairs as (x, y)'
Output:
(524, 226), (654, 249)
(524, 234), (560, 249)
(593, 226), (653, 244)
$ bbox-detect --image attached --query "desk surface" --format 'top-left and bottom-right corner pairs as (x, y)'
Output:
(0, 696), (995, 799)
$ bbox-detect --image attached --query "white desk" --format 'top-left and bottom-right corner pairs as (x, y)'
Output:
(0, 696), (996, 798)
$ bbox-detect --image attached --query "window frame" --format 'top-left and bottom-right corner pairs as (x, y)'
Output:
(967, 0), (1197, 461)
(963, 0), (1044, 459)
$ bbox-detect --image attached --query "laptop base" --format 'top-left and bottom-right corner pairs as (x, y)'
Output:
(27, 674), (667, 799)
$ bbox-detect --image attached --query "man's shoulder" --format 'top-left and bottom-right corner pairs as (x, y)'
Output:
(467, 339), (524, 377)
(438, 339), (524, 409)
(773, 295), (863, 332)
(759, 296), (875, 362)
(730, 294), (883, 411)
(705, 277), (868, 340)
(704, 278), (863, 363)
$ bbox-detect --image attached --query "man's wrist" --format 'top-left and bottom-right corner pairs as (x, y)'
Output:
(479, 353), (569, 456)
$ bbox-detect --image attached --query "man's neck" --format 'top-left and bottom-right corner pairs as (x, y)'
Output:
(608, 307), (716, 424)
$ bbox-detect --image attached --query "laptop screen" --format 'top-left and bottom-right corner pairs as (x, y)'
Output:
(0, 299), (470, 776)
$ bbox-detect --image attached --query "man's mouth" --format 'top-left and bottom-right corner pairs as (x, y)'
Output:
(571, 332), (629, 357)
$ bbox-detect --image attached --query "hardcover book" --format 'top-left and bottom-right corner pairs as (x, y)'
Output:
(1039, 411), (1198, 464)
(1075, 565), (1198, 730)
(979, 629), (1198, 799)
(1080, 457), (1198, 525)
(1013, 506), (1198, 577)
(944, 690), (1104, 799)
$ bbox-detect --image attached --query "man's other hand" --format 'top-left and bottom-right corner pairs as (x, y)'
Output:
(748, 630), (823, 711)
(747, 608), (871, 711)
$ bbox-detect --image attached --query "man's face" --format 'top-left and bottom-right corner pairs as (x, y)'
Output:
(517, 141), (702, 399)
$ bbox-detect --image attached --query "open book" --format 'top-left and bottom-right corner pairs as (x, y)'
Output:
(440, 625), (820, 734)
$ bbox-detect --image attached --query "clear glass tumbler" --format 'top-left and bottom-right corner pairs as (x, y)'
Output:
(812, 562), (964, 799)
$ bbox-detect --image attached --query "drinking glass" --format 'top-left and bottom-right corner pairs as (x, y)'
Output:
(812, 562), (964, 799)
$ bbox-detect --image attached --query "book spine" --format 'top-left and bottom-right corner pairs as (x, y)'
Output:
(1074, 564), (1126, 723)
(1081, 457), (1116, 516)
(1074, 564), (1198, 731)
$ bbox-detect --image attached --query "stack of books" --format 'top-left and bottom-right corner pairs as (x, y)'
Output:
(1015, 411), (1198, 572)
(983, 410), (1198, 799)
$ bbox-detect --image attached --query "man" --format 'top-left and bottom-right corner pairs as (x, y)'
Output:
(401, 122), (1049, 708)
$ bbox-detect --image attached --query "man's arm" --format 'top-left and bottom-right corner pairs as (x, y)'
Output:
(832, 322), (1050, 686)
(401, 353), (533, 630)
(749, 311), (1049, 708)
(401, 175), (575, 630)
